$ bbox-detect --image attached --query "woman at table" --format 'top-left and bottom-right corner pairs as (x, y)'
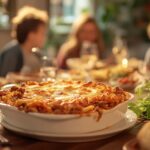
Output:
(144, 23), (150, 72)
(0, 6), (48, 77)
(56, 14), (105, 69)
(145, 52), (150, 72)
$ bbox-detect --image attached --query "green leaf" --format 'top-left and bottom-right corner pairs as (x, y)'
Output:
(128, 81), (150, 120)
(128, 102), (142, 117)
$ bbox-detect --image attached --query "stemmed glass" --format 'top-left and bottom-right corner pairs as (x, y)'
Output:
(112, 36), (128, 64)
(80, 41), (98, 70)
(31, 47), (57, 81)
(40, 56), (57, 81)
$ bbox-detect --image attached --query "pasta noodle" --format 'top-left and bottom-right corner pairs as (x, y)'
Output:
(0, 80), (130, 114)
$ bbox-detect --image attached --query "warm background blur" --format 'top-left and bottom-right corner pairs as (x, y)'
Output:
(0, 0), (150, 59)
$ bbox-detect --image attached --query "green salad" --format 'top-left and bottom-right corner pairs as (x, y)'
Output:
(128, 80), (150, 119)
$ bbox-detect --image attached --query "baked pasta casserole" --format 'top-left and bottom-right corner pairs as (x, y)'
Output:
(0, 80), (130, 114)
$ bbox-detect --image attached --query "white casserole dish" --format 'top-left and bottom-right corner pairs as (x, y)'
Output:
(0, 94), (133, 134)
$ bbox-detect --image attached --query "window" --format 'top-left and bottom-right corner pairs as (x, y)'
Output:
(47, 0), (94, 51)
(0, 0), (16, 29)
(49, 0), (94, 27)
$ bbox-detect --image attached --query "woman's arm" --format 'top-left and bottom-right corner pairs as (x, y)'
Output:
(56, 46), (69, 69)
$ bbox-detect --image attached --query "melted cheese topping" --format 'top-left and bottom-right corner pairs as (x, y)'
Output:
(24, 81), (99, 102)
(0, 80), (130, 114)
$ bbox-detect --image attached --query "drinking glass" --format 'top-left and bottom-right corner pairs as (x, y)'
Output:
(40, 56), (57, 81)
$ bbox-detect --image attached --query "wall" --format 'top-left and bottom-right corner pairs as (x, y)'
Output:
(16, 0), (49, 11)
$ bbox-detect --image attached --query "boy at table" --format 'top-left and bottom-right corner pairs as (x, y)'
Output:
(0, 6), (48, 77)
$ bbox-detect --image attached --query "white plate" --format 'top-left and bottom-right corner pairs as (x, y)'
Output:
(1, 109), (137, 142)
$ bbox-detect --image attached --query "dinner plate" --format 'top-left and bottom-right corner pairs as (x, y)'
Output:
(1, 109), (137, 143)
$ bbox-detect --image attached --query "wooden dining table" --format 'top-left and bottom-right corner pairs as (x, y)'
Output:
(0, 67), (146, 150)
(0, 120), (146, 150)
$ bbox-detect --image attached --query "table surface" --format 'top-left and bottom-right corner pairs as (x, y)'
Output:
(0, 121), (146, 150)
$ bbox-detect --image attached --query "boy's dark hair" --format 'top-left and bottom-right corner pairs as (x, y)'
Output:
(12, 6), (48, 44)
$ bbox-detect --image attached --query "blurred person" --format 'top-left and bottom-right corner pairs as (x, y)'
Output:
(57, 14), (105, 69)
(144, 23), (150, 71)
(0, 6), (48, 77)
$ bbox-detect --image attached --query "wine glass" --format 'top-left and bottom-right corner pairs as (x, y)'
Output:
(31, 47), (57, 81)
(80, 41), (98, 70)
(40, 56), (57, 81)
